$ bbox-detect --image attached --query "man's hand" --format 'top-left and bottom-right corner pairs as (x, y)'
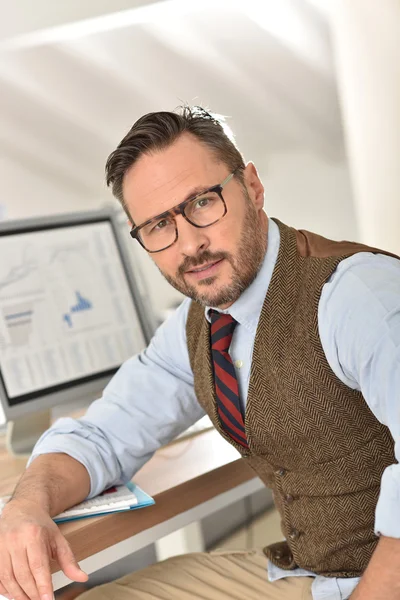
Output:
(0, 498), (88, 600)
(350, 536), (400, 600)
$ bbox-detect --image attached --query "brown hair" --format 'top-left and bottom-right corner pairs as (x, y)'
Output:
(105, 105), (245, 220)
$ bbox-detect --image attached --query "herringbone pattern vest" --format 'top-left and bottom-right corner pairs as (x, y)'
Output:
(186, 219), (398, 578)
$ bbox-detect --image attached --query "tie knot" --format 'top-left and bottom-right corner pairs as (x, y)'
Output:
(210, 310), (237, 351)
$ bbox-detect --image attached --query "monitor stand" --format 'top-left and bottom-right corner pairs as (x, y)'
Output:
(6, 410), (51, 458)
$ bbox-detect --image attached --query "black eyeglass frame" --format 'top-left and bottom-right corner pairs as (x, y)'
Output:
(129, 168), (240, 253)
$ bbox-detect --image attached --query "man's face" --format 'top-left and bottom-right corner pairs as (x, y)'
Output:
(123, 134), (268, 308)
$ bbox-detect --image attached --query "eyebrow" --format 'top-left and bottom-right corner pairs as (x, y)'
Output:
(182, 184), (211, 203)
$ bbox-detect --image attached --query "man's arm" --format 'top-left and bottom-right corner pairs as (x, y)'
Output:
(11, 452), (90, 517)
(0, 453), (90, 600)
(27, 297), (204, 498)
(350, 537), (400, 599)
(319, 251), (400, 599)
(0, 297), (203, 600)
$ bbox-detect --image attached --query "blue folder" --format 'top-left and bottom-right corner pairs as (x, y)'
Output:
(53, 482), (155, 524)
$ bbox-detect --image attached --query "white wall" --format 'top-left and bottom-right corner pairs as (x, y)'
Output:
(0, 155), (102, 219)
(0, 0), (163, 43)
(330, 0), (400, 253)
(262, 151), (358, 241)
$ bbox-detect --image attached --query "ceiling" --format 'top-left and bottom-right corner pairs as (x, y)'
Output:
(0, 0), (343, 204)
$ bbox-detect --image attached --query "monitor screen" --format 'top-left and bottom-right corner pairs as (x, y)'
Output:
(0, 216), (147, 407)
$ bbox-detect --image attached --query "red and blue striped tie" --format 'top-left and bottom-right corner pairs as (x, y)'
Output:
(210, 310), (248, 449)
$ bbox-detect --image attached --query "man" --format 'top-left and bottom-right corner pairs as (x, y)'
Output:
(0, 106), (399, 600)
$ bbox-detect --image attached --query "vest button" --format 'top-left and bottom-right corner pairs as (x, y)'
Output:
(285, 494), (294, 504)
(276, 468), (286, 476)
(289, 528), (300, 540)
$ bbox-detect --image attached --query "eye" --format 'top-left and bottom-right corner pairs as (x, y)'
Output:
(153, 219), (169, 231)
(194, 197), (211, 209)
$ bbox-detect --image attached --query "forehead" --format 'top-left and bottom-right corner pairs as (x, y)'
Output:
(123, 133), (225, 224)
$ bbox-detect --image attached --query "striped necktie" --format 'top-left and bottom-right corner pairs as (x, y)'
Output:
(210, 310), (248, 449)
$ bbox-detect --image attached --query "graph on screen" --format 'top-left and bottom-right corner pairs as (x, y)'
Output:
(63, 291), (93, 328)
(0, 221), (146, 399)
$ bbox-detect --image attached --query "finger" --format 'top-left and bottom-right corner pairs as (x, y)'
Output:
(11, 548), (40, 600)
(54, 536), (88, 583)
(27, 538), (53, 600)
(0, 551), (30, 600)
(0, 581), (12, 599)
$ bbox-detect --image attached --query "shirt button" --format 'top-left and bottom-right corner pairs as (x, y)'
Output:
(289, 528), (300, 540)
(234, 360), (243, 369)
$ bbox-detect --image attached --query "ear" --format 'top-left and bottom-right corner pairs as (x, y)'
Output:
(243, 162), (264, 210)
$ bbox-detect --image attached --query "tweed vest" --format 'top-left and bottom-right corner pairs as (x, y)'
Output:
(186, 219), (398, 578)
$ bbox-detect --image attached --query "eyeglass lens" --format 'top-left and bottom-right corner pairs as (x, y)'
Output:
(139, 191), (225, 252)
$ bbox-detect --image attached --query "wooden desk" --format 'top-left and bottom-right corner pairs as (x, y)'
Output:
(0, 430), (263, 590)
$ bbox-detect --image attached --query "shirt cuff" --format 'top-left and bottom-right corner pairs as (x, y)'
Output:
(375, 464), (400, 538)
(28, 439), (100, 499)
(27, 418), (123, 498)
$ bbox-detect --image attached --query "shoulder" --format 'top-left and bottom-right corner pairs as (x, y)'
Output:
(320, 251), (400, 309)
(318, 252), (400, 387)
(153, 297), (193, 344)
(146, 297), (193, 359)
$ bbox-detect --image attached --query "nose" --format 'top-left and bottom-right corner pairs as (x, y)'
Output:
(175, 214), (210, 257)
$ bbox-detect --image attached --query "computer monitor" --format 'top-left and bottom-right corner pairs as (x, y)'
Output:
(0, 208), (153, 455)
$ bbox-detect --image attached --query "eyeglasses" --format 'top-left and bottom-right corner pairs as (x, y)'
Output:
(130, 169), (239, 253)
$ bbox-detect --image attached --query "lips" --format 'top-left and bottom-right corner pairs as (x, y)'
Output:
(184, 259), (225, 281)
(187, 261), (220, 273)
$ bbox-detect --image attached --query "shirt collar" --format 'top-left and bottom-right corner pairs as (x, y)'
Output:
(205, 217), (280, 335)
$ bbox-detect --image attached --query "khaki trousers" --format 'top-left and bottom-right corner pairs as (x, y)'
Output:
(78, 549), (313, 600)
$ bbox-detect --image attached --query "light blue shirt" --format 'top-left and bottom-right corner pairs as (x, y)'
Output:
(30, 218), (400, 600)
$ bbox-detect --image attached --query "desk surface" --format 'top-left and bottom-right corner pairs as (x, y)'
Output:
(0, 430), (256, 574)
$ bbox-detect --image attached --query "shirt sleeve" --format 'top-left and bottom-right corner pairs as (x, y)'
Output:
(318, 252), (400, 537)
(27, 298), (205, 498)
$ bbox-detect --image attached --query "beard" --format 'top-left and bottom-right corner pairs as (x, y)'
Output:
(159, 194), (267, 308)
